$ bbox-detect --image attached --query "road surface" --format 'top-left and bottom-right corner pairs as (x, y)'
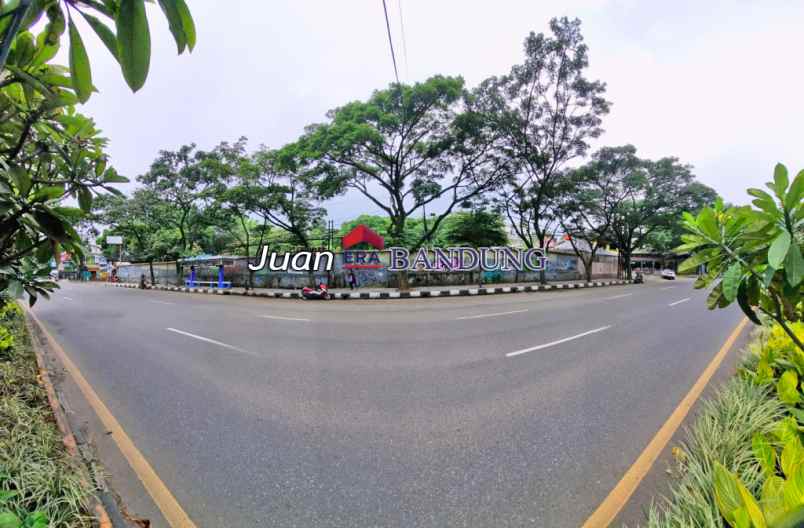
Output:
(34, 278), (743, 527)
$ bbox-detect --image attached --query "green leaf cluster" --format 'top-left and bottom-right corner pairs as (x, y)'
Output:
(677, 164), (804, 351)
(0, 0), (196, 304)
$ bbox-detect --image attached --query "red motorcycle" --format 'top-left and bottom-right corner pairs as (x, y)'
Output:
(302, 283), (331, 300)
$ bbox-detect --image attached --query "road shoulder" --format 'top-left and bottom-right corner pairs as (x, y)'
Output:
(25, 307), (170, 528)
(612, 320), (754, 527)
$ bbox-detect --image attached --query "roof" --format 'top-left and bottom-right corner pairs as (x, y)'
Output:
(178, 255), (239, 265)
(553, 239), (617, 256)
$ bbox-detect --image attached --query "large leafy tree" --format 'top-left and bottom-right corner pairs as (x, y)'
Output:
(0, 0), (196, 304)
(137, 141), (243, 254)
(93, 188), (174, 283)
(678, 164), (803, 351)
(288, 75), (507, 288)
(609, 155), (717, 278)
(240, 146), (327, 249)
(557, 146), (640, 282)
(475, 17), (610, 282)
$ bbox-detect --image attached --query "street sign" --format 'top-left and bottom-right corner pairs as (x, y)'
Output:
(107, 236), (123, 245)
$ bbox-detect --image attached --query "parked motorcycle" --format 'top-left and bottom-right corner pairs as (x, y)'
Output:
(302, 283), (331, 300)
(633, 272), (644, 284)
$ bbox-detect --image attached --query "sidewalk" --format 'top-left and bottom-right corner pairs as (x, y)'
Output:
(109, 278), (635, 300)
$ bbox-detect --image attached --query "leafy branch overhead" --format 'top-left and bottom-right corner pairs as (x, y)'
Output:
(0, 0), (196, 101)
(0, 0), (196, 305)
(678, 164), (804, 351)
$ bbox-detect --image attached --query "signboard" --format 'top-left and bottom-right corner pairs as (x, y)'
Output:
(106, 236), (123, 245)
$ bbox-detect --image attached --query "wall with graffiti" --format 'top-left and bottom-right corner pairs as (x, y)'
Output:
(113, 249), (617, 288)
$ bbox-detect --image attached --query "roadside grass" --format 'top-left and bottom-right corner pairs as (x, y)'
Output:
(0, 302), (94, 527)
(636, 325), (804, 527)
(641, 376), (785, 527)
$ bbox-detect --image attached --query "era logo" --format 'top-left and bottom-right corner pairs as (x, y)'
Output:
(342, 224), (384, 269)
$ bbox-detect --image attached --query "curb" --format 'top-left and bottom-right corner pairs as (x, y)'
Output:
(22, 307), (113, 528)
(107, 279), (635, 300)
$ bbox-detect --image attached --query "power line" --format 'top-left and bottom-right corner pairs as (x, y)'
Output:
(381, 0), (400, 84)
(396, 0), (409, 81)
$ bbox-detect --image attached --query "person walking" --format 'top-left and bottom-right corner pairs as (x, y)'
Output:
(348, 269), (358, 290)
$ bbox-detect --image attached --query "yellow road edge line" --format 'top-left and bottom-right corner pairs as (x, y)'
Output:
(26, 308), (198, 528)
(581, 317), (749, 528)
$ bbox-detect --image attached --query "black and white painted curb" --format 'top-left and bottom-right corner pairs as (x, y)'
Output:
(108, 280), (635, 300)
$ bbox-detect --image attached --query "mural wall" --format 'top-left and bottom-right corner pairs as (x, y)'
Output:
(116, 250), (618, 288)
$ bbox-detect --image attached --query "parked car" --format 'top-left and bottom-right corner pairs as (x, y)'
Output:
(661, 269), (676, 280)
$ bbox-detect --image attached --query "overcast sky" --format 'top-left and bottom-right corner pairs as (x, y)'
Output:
(70, 0), (804, 225)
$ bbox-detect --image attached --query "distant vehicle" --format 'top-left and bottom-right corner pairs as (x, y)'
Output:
(661, 269), (676, 280)
(49, 270), (59, 281)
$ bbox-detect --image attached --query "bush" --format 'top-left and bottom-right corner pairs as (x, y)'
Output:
(0, 303), (94, 527)
(642, 378), (785, 527)
(642, 323), (804, 528)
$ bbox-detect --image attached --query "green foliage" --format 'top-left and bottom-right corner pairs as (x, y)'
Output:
(0, 304), (92, 526)
(645, 376), (786, 527)
(0, 325), (13, 354)
(0, 0), (196, 304)
(0, 492), (48, 528)
(678, 164), (804, 351)
(0, 0), (195, 94)
(696, 324), (804, 528)
(476, 17), (610, 251)
(437, 210), (508, 247)
(286, 74), (505, 252)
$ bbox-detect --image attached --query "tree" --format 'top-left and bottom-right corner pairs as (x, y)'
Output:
(0, 0), (196, 304)
(93, 189), (174, 284)
(289, 75), (507, 289)
(242, 146), (327, 249)
(609, 156), (717, 279)
(475, 17), (610, 283)
(137, 141), (244, 254)
(642, 181), (719, 267)
(557, 146), (640, 282)
(437, 210), (508, 247)
(678, 164), (803, 351)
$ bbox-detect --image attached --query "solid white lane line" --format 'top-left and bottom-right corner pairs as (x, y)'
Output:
(455, 309), (529, 320)
(259, 315), (311, 322)
(603, 293), (633, 301)
(149, 300), (175, 305)
(668, 297), (691, 307)
(505, 325), (612, 358)
(660, 286), (675, 291)
(165, 328), (256, 356)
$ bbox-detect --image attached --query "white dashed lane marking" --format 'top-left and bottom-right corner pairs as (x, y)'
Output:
(506, 326), (612, 358)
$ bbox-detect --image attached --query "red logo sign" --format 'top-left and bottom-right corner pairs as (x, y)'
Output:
(342, 225), (384, 269)
(342, 224), (384, 250)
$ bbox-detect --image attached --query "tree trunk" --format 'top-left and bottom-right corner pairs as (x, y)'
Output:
(398, 271), (410, 292)
(623, 251), (632, 280)
(148, 259), (156, 285)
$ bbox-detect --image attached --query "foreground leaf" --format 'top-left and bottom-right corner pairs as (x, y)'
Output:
(116, 0), (151, 91)
(68, 16), (93, 102)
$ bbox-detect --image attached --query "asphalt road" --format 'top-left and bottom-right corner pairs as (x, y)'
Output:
(34, 278), (743, 527)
